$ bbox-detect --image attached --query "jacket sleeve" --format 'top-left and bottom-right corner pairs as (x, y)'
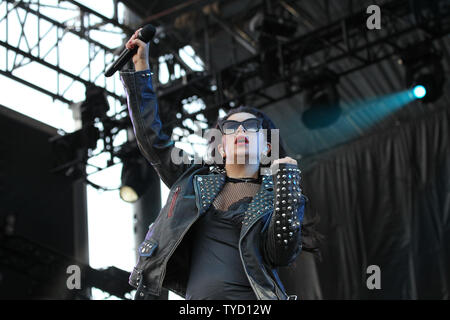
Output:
(263, 162), (305, 267)
(120, 69), (191, 188)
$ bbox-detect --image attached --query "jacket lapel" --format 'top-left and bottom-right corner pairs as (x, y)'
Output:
(192, 172), (274, 231)
(193, 173), (226, 215)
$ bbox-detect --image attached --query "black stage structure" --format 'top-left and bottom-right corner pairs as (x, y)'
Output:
(0, 0), (449, 299)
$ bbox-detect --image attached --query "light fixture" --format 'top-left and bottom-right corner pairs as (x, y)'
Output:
(412, 85), (427, 99)
(119, 158), (149, 203)
(402, 43), (445, 103)
(81, 84), (109, 124)
(249, 12), (297, 39)
(301, 70), (341, 129)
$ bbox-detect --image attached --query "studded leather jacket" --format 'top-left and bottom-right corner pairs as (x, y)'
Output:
(120, 69), (306, 300)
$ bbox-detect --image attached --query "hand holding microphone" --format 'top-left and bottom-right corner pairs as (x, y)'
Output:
(125, 28), (150, 71)
(104, 24), (156, 77)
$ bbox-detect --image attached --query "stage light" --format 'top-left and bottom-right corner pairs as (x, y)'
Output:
(249, 12), (297, 38)
(412, 85), (427, 99)
(260, 15), (297, 38)
(119, 185), (139, 203)
(402, 43), (445, 103)
(407, 71), (443, 103)
(81, 85), (109, 124)
(120, 158), (149, 203)
(301, 70), (341, 129)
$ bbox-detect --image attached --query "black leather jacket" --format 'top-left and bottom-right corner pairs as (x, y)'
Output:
(120, 69), (306, 300)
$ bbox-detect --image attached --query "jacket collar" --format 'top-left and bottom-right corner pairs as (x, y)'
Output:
(193, 171), (274, 223)
(193, 173), (226, 214)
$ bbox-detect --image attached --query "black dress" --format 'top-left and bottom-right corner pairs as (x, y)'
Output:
(185, 196), (257, 300)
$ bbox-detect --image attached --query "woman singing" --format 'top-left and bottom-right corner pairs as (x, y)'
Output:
(120, 29), (317, 300)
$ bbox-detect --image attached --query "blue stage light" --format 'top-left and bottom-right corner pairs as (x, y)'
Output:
(412, 85), (427, 99)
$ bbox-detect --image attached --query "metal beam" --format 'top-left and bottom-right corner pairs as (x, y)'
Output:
(0, 69), (73, 104)
(142, 0), (222, 23)
(61, 0), (134, 34)
(0, 40), (124, 103)
(5, 0), (116, 53)
(209, 13), (257, 55)
(0, 0), (130, 106)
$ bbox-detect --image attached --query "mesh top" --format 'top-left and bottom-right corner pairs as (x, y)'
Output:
(212, 181), (261, 212)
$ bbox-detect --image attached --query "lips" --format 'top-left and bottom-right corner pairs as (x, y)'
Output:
(235, 135), (249, 145)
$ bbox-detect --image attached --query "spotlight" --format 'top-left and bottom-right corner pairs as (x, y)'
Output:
(119, 185), (139, 203)
(249, 12), (297, 38)
(301, 70), (341, 129)
(119, 158), (149, 203)
(409, 73), (442, 103)
(50, 125), (99, 178)
(412, 85), (427, 99)
(260, 14), (297, 38)
(402, 43), (445, 103)
(81, 84), (109, 124)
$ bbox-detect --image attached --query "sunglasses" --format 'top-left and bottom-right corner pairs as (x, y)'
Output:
(218, 118), (263, 135)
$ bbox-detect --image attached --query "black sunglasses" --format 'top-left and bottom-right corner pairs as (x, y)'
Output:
(219, 118), (263, 135)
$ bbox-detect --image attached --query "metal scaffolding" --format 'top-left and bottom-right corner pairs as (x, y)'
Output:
(0, 0), (131, 105)
(155, 0), (450, 127)
(1, 0), (449, 177)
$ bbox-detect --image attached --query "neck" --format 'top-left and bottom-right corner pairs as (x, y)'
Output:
(225, 163), (259, 179)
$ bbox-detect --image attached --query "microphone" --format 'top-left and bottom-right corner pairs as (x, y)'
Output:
(104, 24), (156, 77)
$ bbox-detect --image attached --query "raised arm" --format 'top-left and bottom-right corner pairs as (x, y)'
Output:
(263, 159), (305, 267)
(119, 29), (191, 188)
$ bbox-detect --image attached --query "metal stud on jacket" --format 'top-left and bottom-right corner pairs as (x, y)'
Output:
(265, 163), (304, 266)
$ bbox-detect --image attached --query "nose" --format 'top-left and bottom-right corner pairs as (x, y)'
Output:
(236, 124), (246, 133)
